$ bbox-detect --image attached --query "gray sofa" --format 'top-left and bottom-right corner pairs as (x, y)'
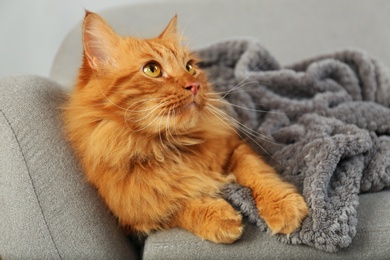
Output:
(2, 1), (390, 259)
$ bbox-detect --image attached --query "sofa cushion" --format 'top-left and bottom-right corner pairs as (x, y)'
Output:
(143, 190), (390, 259)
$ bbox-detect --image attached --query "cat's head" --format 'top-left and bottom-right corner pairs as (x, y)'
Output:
(78, 11), (213, 135)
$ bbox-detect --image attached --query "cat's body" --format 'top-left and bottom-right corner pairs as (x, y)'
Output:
(62, 11), (308, 243)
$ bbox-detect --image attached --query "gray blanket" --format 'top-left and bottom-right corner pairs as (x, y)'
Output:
(196, 39), (390, 252)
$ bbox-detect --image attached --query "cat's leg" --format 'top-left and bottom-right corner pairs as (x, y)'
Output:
(229, 142), (308, 234)
(172, 197), (243, 243)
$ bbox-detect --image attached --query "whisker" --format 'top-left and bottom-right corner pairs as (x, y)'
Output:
(205, 56), (274, 99)
(124, 99), (164, 129)
(131, 102), (167, 124)
(184, 27), (210, 49)
(209, 104), (277, 144)
(168, 105), (180, 143)
(172, 105), (178, 135)
(165, 109), (170, 136)
(158, 108), (167, 149)
(204, 107), (264, 155)
(203, 81), (259, 98)
(205, 106), (238, 134)
(125, 97), (162, 113)
(208, 97), (283, 114)
(179, 15), (195, 44)
(233, 56), (273, 89)
(207, 78), (278, 97)
(206, 106), (273, 157)
(132, 106), (167, 132)
(206, 105), (279, 157)
(206, 87), (266, 97)
(166, 109), (177, 144)
(221, 81), (261, 99)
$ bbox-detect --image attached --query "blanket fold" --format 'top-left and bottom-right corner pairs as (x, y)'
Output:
(196, 39), (390, 252)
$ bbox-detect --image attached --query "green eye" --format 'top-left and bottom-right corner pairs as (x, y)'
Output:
(143, 63), (161, 78)
(186, 62), (196, 75)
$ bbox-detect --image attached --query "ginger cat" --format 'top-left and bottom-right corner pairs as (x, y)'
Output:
(62, 11), (308, 244)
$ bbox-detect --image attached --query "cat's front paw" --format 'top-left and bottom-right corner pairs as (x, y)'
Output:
(199, 201), (244, 244)
(260, 192), (308, 235)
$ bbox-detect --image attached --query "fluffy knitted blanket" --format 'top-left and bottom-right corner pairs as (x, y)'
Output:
(196, 39), (390, 252)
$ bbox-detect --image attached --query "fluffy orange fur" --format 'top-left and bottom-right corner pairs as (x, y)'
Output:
(62, 11), (308, 243)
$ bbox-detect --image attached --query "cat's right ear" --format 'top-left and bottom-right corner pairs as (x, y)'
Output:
(158, 15), (178, 40)
(82, 11), (120, 70)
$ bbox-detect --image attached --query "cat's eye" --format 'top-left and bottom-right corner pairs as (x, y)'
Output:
(143, 63), (162, 78)
(186, 62), (196, 75)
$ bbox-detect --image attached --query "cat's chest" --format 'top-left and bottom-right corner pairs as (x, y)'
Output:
(179, 135), (238, 174)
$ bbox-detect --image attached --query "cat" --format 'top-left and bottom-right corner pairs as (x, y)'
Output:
(62, 11), (308, 244)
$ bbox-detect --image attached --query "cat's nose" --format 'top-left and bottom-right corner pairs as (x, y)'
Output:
(184, 82), (200, 95)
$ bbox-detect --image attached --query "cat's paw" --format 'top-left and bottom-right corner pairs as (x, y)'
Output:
(199, 201), (244, 244)
(260, 192), (308, 235)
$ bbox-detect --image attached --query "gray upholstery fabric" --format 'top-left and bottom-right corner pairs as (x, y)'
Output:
(143, 190), (390, 260)
(0, 76), (138, 259)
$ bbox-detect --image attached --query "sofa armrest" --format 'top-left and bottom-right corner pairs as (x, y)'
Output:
(0, 75), (138, 259)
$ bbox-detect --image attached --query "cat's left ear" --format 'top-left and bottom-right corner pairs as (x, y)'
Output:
(82, 11), (120, 70)
(158, 15), (178, 40)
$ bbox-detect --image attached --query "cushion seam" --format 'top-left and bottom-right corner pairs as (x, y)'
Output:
(0, 107), (63, 259)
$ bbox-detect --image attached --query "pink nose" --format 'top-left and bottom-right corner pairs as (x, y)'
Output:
(184, 82), (200, 95)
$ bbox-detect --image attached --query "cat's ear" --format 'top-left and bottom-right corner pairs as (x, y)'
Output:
(82, 11), (120, 70)
(158, 15), (178, 40)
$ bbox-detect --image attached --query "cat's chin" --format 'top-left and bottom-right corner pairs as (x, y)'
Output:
(172, 102), (203, 130)
(184, 101), (197, 111)
(175, 100), (201, 114)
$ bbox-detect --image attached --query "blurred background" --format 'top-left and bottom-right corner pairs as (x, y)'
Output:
(1, 0), (390, 82)
(0, 0), (174, 79)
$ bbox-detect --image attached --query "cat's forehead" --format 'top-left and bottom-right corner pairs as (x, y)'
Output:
(150, 40), (191, 63)
(126, 37), (192, 64)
